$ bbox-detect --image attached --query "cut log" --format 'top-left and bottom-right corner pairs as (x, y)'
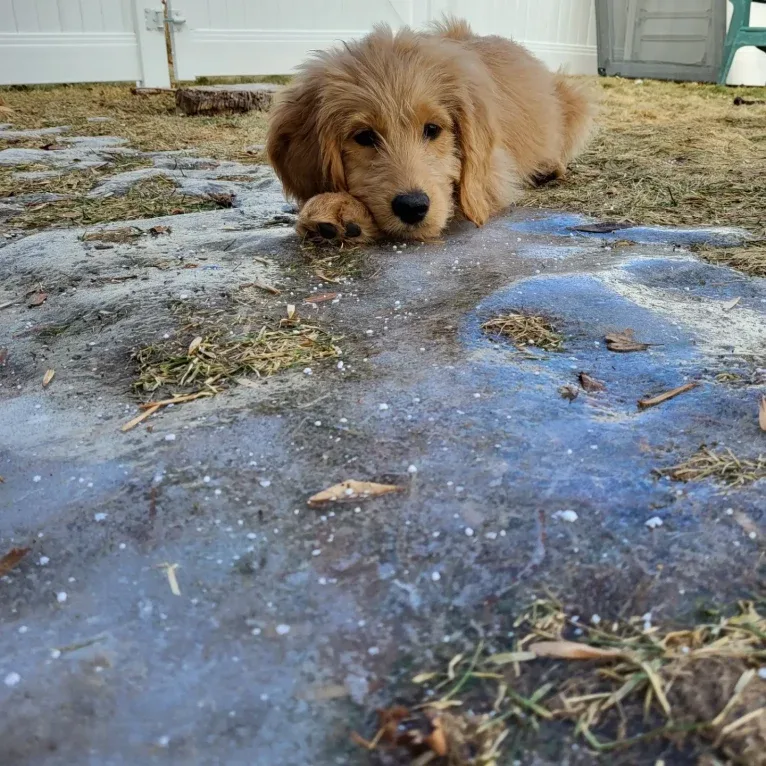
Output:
(175, 84), (282, 116)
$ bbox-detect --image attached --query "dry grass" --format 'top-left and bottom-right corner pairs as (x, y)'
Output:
(133, 318), (340, 398)
(528, 78), (766, 239)
(694, 244), (766, 278)
(367, 599), (766, 765)
(481, 313), (564, 352)
(7, 176), (228, 229)
(0, 154), (151, 197)
(4, 78), (766, 279)
(655, 446), (766, 487)
(0, 83), (269, 161)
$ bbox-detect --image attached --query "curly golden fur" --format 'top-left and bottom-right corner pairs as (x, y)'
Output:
(267, 18), (594, 244)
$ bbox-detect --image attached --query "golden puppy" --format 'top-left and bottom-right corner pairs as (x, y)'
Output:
(266, 18), (593, 244)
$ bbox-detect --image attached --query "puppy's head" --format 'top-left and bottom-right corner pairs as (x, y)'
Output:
(267, 26), (498, 239)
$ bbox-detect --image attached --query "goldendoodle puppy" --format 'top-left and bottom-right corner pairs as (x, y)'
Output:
(266, 18), (594, 244)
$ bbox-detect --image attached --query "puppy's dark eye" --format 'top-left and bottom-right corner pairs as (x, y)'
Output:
(423, 123), (442, 140)
(353, 129), (378, 147)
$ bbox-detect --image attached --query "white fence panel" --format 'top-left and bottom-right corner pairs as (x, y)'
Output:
(168, 0), (597, 79)
(0, 0), (170, 87)
(167, 0), (432, 81)
(429, 0), (597, 73)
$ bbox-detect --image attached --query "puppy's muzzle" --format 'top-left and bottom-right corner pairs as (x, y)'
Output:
(391, 191), (430, 225)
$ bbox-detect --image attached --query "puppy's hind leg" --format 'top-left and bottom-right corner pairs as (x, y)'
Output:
(552, 74), (596, 167)
(297, 192), (379, 246)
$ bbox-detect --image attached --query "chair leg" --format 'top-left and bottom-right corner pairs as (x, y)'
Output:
(719, 40), (741, 84)
(719, 0), (751, 84)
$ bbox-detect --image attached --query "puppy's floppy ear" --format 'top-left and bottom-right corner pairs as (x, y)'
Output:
(266, 64), (346, 202)
(452, 83), (498, 226)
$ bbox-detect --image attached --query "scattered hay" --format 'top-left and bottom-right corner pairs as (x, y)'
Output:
(0, 154), (152, 199)
(366, 599), (766, 765)
(301, 241), (368, 281)
(528, 79), (766, 240)
(133, 319), (340, 398)
(0, 83), (269, 161)
(9, 176), (227, 230)
(695, 243), (766, 278)
(481, 313), (564, 352)
(655, 446), (766, 487)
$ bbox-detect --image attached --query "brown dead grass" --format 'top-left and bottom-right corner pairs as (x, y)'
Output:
(655, 446), (766, 487)
(369, 599), (766, 765)
(528, 78), (766, 239)
(0, 83), (268, 161)
(481, 313), (564, 352)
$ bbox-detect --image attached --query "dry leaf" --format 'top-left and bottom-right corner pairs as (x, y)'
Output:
(558, 385), (579, 401)
(27, 292), (48, 308)
(188, 336), (203, 355)
(760, 396), (766, 432)
(732, 510), (759, 538)
(578, 372), (606, 393)
(298, 683), (350, 701)
(307, 480), (405, 507)
(637, 382), (698, 410)
(487, 651), (537, 665)
(0, 547), (30, 576)
(412, 672), (440, 684)
(303, 292), (339, 304)
(0, 347), (7, 366)
(286, 304), (296, 320)
(723, 297), (741, 311)
(42, 369), (55, 388)
(148, 225), (171, 236)
(605, 329), (650, 353)
(529, 640), (625, 661)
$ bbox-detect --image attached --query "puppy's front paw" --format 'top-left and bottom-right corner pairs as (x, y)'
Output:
(297, 193), (378, 245)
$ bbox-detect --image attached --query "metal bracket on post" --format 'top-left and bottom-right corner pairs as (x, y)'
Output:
(144, 7), (187, 32)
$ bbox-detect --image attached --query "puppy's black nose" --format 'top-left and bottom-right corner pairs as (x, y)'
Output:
(391, 192), (430, 225)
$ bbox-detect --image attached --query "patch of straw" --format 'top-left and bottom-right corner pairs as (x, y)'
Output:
(481, 313), (564, 352)
(374, 599), (766, 764)
(655, 446), (766, 488)
(133, 320), (339, 398)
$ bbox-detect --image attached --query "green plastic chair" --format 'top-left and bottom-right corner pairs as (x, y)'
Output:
(719, 0), (766, 84)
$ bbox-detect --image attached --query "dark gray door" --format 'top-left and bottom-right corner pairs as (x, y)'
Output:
(597, 0), (726, 81)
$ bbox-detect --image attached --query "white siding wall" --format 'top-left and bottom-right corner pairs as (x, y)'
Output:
(429, 0), (597, 73)
(0, 1), (598, 85)
(0, 0), (170, 86)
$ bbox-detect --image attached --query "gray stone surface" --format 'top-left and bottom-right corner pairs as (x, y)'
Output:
(1, 132), (766, 766)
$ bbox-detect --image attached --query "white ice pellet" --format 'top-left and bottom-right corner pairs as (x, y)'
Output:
(275, 624), (290, 635)
(464, 527), (474, 537)
(259, 479), (271, 488)
(431, 571), (441, 582)
(645, 516), (663, 529)
(56, 592), (67, 604)
(553, 510), (578, 523)
(4, 672), (21, 687)
(33, 475), (41, 483)
(591, 614), (601, 625)
(39, 556), (50, 566)
(378, 403), (389, 411)
(94, 513), (107, 522)
(407, 465), (417, 474)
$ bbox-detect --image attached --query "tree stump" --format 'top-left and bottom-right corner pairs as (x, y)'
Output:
(175, 84), (282, 116)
